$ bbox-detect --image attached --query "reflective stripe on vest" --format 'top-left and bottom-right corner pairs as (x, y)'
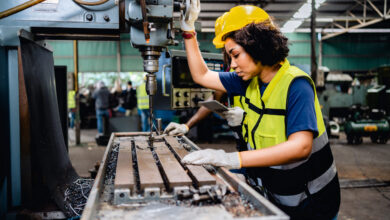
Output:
(232, 96), (249, 143)
(137, 83), (149, 109)
(241, 59), (337, 207)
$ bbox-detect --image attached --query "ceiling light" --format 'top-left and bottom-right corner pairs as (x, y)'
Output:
(282, 0), (328, 33)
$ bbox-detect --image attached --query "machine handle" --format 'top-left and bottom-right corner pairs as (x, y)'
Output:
(162, 64), (171, 97)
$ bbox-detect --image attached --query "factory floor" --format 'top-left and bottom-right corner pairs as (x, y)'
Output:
(68, 129), (390, 220)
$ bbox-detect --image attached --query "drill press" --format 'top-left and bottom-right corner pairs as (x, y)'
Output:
(128, 0), (187, 145)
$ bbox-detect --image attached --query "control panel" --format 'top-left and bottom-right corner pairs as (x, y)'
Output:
(154, 50), (225, 110)
(170, 50), (225, 109)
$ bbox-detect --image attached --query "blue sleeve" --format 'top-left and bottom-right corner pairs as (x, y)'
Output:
(219, 71), (248, 96)
(286, 78), (318, 138)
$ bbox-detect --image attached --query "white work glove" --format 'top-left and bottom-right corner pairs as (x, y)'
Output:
(182, 149), (241, 169)
(180, 0), (200, 31)
(164, 122), (189, 135)
(222, 106), (245, 127)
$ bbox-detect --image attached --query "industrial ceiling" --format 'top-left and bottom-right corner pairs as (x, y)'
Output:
(191, 0), (389, 39)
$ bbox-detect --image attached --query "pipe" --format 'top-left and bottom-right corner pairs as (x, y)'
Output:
(73, 0), (109, 6)
(0, 0), (45, 19)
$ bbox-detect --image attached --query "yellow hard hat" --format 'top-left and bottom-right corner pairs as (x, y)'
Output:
(213, 5), (270, 48)
(214, 12), (229, 48)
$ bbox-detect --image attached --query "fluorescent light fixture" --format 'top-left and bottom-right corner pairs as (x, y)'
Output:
(293, 3), (311, 19)
(281, 20), (303, 32)
(282, 0), (328, 33)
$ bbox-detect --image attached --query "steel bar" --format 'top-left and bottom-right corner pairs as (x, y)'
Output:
(153, 142), (192, 189)
(114, 141), (135, 192)
(134, 140), (164, 191)
(164, 136), (216, 186)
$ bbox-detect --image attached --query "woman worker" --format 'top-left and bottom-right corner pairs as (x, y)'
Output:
(179, 2), (340, 220)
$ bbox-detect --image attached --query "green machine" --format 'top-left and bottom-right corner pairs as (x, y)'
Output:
(344, 66), (390, 144)
(344, 106), (390, 144)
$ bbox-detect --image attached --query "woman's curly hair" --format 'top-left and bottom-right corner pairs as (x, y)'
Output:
(224, 22), (289, 66)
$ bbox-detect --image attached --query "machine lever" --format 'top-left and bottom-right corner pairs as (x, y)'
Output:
(140, 0), (150, 42)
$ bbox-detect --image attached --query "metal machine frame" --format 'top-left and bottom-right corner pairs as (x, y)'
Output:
(81, 132), (289, 220)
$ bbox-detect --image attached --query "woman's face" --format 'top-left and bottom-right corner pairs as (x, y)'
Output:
(225, 38), (262, 81)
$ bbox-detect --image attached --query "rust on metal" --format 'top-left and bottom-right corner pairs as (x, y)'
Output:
(164, 136), (216, 186)
(134, 140), (164, 190)
(153, 141), (192, 189)
(114, 141), (135, 191)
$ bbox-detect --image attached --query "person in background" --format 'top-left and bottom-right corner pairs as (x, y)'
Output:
(111, 78), (125, 116)
(68, 90), (76, 128)
(136, 77), (150, 131)
(92, 81), (110, 134)
(179, 2), (340, 220)
(122, 80), (138, 116)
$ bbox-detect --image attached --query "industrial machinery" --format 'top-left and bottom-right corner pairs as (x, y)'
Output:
(154, 50), (225, 110)
(344, 66), (390, 144)
(0, 0), (184, 217)
(81, 132), (289, 220)
(0, 1), (289, 219)
(345, 105), (390, 144)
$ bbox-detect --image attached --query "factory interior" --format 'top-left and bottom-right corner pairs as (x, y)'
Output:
(1, 0), (390, 219)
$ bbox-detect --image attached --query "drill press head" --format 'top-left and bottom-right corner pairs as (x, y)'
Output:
(138, 46), (161, 96)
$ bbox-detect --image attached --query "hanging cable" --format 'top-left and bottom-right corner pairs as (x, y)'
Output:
(73, 0), (109, 6)
(0, 0), (45, 19)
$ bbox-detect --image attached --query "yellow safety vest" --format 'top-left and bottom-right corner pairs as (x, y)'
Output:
(68, 90), (76, 109)
(242, 59), (338, 211)
(243, 59), (326, 149)
(136, 83), (149, 110)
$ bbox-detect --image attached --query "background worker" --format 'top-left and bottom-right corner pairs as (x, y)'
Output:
(92, 81), (110, 134)
(137, 77), (150, 131)
(178, 2), (340, 220)
(122, 80), (138, 116)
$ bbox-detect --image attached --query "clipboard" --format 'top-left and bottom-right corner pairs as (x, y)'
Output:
(199, 100), (228, 115)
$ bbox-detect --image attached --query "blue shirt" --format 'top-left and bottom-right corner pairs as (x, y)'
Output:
(219, 71), (318, 138)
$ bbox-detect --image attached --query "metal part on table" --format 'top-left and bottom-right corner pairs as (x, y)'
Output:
(81, 132), (289, 220)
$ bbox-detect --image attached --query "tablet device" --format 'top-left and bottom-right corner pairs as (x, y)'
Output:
(199, 100), (228, 115)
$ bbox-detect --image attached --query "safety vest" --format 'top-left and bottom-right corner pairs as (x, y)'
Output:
(136, 82), (149, 110)
(68, 90), (76, 109)
(242, 59), (339, 218)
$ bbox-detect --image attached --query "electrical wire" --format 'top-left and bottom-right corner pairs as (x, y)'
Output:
(0, 0), (45, 19)
(73, 0), (109, 6)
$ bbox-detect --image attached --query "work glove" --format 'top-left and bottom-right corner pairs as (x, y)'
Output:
(164, 122), (189, 135)
(182, 149), (241, 169)
(222, 107), (245, 127)
(180, 0), (200, 31)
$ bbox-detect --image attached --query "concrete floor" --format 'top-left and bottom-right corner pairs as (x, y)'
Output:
(69, 129), (390, 220)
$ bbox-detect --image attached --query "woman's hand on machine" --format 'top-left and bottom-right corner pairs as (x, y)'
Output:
(164, 122), (189, 135)
(182, 149), (241, 169)
(180, 0), (200, 31)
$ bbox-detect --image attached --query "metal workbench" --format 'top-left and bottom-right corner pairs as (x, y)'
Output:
(81, 132), (289, 220)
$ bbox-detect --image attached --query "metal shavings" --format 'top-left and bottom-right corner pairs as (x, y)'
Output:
(222, 192), (262, 217)
(104, 143), (120, 185)
(63, 178), (94, 217)
(101, 143), (120, 203)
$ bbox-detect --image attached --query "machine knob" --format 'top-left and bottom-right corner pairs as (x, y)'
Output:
(183, 91), (189, 97)
(175, 101), (181, 107)
(86, 14), (93, 21)
(192, 95), (203, 106)
(175, 92), (181, 97)
(184, 101), (189, 106)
